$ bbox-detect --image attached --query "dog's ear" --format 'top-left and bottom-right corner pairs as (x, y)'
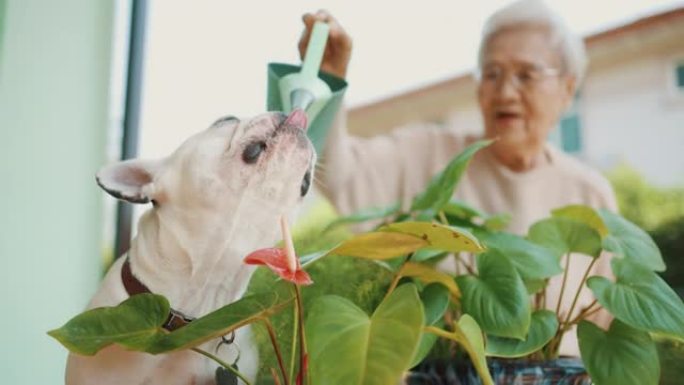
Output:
(96, 159), (162, 204)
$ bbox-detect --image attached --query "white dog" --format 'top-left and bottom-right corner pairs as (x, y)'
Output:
(66, 110), (315, 385)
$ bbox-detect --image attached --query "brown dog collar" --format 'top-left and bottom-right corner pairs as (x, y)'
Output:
(121, 257), (194, 331)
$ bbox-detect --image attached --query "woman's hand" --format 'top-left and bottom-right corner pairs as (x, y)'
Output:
(298, 10), (352, 79)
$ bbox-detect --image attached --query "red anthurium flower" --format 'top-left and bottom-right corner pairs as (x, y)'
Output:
(243, 216), (313, 286)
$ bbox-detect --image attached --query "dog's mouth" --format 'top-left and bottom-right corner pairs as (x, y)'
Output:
(300, 169), (312, 197)
(283, 109), (308, 131)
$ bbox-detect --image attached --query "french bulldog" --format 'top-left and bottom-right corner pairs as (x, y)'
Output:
(66, 110), (315, 385)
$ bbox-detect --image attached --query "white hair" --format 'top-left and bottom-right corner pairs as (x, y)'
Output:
(477, 0), (588, 83)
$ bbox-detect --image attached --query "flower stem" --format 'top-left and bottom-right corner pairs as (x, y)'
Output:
(562, 257), (598, 328)
(264, 319), (289, 385)
(289, 299), (298, 382)
(438, 211), (449, 225)
(555, 253), (572, 317)
(294, 284), (309, 385)
(562, 299), (599, 332)
(191, 347), (252, 385)
(456, 255), (475, 275)
(270, 368), (283, 385)
(384, 252), (414, 300)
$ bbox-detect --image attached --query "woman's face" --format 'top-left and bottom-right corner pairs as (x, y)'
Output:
(477, 26), (576, 160)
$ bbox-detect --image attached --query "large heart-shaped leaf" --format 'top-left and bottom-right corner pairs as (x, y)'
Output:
(552, 205), (608, 237)
(48, 293), (169, 355)
(598, 209), (665, 271)
(327, 231), (428, 260)
(527, 217), (602, 259)
(411, 140), (492, 212)
(475, 230), (562, 280)
(456, 251), (530, 339)
(381, 221), (484, 253)
(578, 319), (660, 385)
(147, 292), (288, 353)
(401, 262), (460, 298)
(306, 283), (425, 385)
(324, 202), (401, 232)
(486, 310), (558, 358)
(587, 258), (684, 339)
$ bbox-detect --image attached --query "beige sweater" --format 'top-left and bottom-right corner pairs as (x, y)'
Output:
(317, 111), (618, 356)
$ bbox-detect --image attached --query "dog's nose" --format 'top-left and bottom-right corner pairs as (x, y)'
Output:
(282, 109), (308, 131)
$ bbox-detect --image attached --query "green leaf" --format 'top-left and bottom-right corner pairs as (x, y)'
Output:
(552, 205), (608, 237)
(476, 230), (562, 280)
(527, 217), (602, 259)
(486, 310), (558, 358)
(587, 258), (684, 339)
(327, 231), (428, 260)
(410, 288), (447, 369)
(324, 202), (401, 232)
(307, 284), (425, 385)
(598, 209), (665, 271)
(411, 140), (492, 212)
(523, 278), (547, 295)
(456, 315), (492, 384)
(456, 251), (531, 339)
(441, 199), (487, 220)
(146, 291), (288, 353)
(420, 283), (450, 326)
(409, 328), (439, 369)
(578, 319), (660, 385)
(48, 293), (169, 355)
(425, 316), (494, 385)
(409, 323), (444, 368)
(381, 221), (485, 253)
(482, 213), (511, 232)
(411, 248), (447, 263)
(401, 262), (461, 299)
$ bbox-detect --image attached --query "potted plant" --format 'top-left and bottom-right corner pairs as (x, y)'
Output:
(49, 140), (684, 385)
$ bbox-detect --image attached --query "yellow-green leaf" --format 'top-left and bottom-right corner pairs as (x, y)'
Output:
(327, 231), (428, 260)
(552, 205), (608, 238)
(381, 221), (484, 253)
(401, 262), (461, 299)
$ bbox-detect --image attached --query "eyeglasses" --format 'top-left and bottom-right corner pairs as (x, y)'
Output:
(476, 64), (561, 91)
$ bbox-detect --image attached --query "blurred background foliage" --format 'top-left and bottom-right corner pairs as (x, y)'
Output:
(606, 163), (684, 298)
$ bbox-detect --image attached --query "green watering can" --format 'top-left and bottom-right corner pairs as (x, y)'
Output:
(267, 22), (348, 154)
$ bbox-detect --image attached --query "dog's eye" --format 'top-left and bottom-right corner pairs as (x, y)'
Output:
(242, 141), (267, 164)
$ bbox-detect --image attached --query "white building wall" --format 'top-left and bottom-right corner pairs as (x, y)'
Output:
(582, 49), (684, 186)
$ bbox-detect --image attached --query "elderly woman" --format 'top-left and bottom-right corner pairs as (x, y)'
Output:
(298, 0), (616, 356)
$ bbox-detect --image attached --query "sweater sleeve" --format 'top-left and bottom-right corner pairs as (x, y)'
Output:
(315, 108), (459, 216)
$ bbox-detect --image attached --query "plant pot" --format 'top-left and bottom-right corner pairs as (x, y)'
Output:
(406, 357), (591, 385)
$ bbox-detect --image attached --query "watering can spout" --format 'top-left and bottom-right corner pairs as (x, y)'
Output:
(267, 22), (348, 153)
(290, 89), (315, 112)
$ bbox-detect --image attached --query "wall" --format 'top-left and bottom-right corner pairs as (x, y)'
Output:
(0, 1), (115, 383)
(582, 46), (684, 186)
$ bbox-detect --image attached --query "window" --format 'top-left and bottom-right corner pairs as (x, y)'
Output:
(676, 62), (684, 91)
(553, 93), (583, 154)
(560, 114), (582, 153)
